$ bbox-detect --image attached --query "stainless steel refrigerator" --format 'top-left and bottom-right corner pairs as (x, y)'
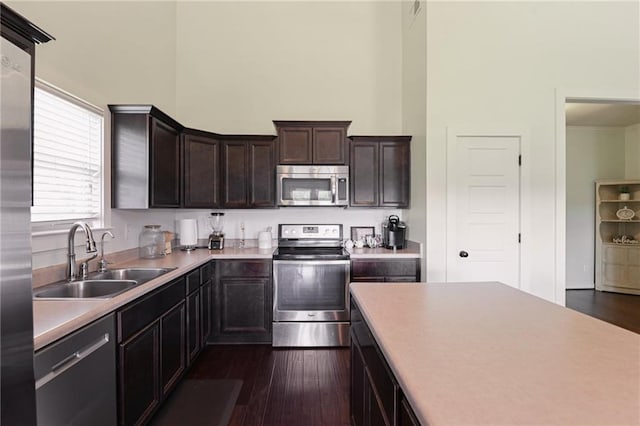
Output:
(1, 5), (53, 424)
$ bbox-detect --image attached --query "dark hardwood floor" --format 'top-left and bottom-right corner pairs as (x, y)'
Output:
(187, 345), (350, 426)
(566, 289), (640, 334)
(184, 291), (638, 425)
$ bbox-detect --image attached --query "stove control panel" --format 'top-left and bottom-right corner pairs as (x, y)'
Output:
(279, 224), (342, 239)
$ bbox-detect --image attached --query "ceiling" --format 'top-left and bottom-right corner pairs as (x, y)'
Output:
(566, 103), (640, 127)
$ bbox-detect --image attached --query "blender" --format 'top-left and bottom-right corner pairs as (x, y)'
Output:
(208, 212), (225, 250)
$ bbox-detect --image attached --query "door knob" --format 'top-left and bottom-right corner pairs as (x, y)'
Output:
(459, 251), (469, 258)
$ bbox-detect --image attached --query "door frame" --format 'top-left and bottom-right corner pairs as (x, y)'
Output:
(446, 128), (532, 293)
(555, 88), (640, 305)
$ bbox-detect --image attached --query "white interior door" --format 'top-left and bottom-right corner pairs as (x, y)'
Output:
(447, 132), (521, 288)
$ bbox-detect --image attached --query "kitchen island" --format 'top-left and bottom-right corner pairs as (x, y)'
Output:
(350, 282), (640, 425)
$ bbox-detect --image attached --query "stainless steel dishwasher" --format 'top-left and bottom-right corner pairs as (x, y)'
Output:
(35, 313), (117, 425)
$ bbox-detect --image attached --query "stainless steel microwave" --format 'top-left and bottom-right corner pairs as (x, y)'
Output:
(277, 165), (349, 207)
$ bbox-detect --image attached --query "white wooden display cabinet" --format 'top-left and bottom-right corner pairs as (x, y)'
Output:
(595, 180), (640, 295)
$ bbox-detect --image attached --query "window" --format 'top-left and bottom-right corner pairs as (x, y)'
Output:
(32, 80), (103, 227)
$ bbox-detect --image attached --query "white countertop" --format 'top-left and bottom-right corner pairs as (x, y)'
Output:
(350, 282), (640, 425)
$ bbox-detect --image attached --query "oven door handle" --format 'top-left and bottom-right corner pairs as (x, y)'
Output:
(331, 175), (336, 204)
(273, 260), (350, 266)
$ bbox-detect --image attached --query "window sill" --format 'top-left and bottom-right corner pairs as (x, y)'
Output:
(31, 221), (109, 238)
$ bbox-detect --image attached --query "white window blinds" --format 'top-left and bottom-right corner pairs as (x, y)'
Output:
(32, 81), (103, 224)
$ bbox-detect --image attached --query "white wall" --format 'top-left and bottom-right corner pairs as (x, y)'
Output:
(426, 1), (640, 301)
(9, 1), (406, 269)
(9, 1), (178, 114)
(401, 1), (427, 273)
(565, 126), (625, 289)
(175, 1), (403, 134)
(625, 123), (640, 179)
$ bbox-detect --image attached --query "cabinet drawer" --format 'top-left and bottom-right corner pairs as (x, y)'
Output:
(186, 269), (201, 294)
(351, 259), (417, 278)
(603, 246), (628, 264)
(219, 260), (271, 278)
(118, 278), (186, 342)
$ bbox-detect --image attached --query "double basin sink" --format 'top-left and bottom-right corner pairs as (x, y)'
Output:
(34, 267), (177, 299)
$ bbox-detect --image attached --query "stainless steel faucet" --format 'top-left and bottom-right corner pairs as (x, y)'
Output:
(67, 222), (98, 281)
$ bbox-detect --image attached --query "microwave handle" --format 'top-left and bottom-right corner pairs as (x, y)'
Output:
(331, 175), (336, 203)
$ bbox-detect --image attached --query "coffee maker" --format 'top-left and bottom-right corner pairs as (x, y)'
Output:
(207, 212), (225, 250)
(382, 215), (406, 249)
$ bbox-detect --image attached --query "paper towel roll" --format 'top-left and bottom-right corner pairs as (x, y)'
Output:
(258, 231), (272, 249)
(179, 219), (198, 247)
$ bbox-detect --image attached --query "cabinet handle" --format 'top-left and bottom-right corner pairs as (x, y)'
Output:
(35, 333), (110, 390)
(459, 251), (469, 258)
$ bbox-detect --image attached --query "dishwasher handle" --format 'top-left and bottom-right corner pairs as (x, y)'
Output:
(35, 333), (110, 390)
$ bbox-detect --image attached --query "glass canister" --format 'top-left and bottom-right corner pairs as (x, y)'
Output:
(139, 225), (165, 258)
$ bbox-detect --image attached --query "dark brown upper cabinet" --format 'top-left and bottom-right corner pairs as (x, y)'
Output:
(110, 105), (183, 208)
(220, 136), (277, 209)
(349, 136), (411, 208)
(182, 129), (219, 208)
(274, 121), (351, 165)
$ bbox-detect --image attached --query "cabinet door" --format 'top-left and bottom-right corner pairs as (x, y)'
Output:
(249, 140), (276, 207)
(313, 127), (346, 164)
(186, 290), (200, 366)
(379, 141), (410, 208)
(350, 141), (379, 207)
(221, 142), (249, 208)
(119, 324), (160, 426)
(160, 302), (186, 397)
(214, 277), (272, 343)
(351, 336), (366, 426)
(200, 280), (212, 346)
(278, 126), (313, 164)
(366, 370), (391, 426)
(399, 396), (420, 426)
(150, 118), (181, 207)
(183, 133), (219, 208)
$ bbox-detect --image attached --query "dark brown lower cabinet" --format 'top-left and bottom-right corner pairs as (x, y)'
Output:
(351, 299), (421, 426)
(210, 260), (272, 343)
(160, 303), (186, 395)
(117, 278), (186, 426)
(186, 289), (200, 365)
(351, 334), (366, 426)
(400, 396), (421, 426)
(119, 324), (159, 426)
(186, 262), (214, 366)
(200, 279), (212, 344)
(351, 259), (421, 283)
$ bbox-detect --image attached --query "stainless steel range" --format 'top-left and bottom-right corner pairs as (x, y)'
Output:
(272, 224), (350, 347)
